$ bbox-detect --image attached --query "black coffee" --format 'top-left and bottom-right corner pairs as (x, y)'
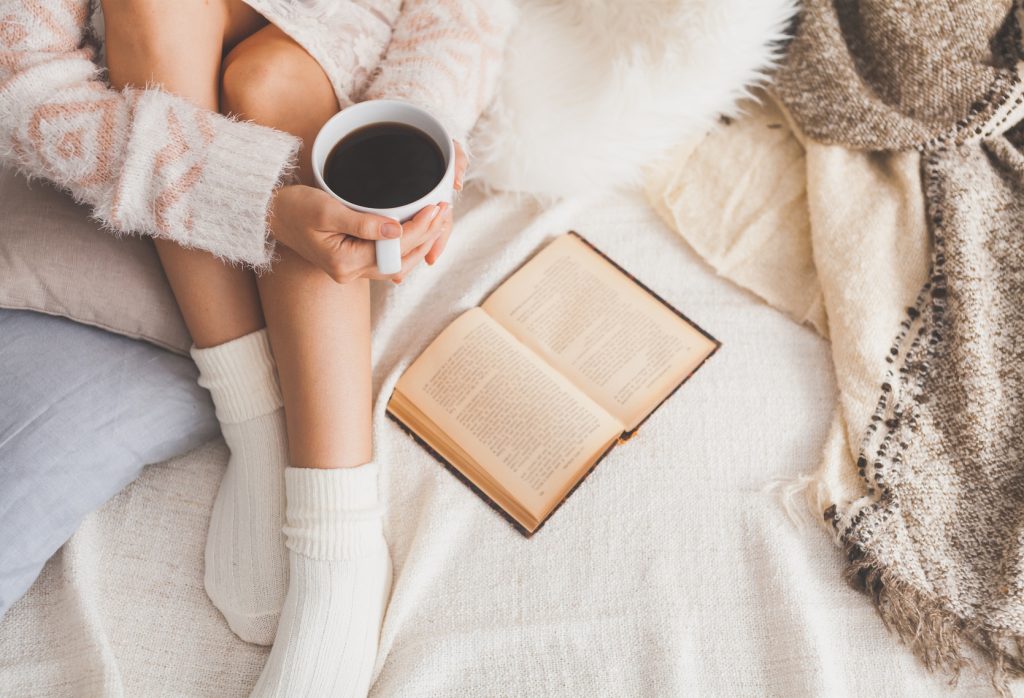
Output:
(323, 122), (445, 209)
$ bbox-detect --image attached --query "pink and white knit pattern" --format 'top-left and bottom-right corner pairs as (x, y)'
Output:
(0, 0), (515, 266)
(0, 0), (299, 267)
(246, 0), (518, 142)
(363, 0), (518, 142)
(241, 0), (398, 113)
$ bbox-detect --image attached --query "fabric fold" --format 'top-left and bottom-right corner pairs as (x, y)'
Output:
(649, 0), (1024, 687)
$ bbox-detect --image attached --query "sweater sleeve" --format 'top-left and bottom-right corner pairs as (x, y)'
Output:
(0, 0), (300, 268)
(362, 0), (518, 144)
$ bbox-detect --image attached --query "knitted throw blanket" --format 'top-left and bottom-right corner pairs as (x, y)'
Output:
(774, 0), (1024, 688)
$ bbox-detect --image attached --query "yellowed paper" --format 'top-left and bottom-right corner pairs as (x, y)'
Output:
(483, 235), (717, 428)
(395, 307), (623, 518)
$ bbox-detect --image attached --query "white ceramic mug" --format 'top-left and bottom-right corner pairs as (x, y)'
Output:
(311, 100), (455, 275)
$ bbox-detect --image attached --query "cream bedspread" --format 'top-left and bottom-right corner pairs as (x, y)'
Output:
(0, 187), (1002, 696)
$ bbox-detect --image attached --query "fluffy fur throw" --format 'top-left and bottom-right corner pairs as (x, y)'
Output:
(470, 0), (797, 196)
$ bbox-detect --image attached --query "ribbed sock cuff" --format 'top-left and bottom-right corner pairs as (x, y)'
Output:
(191, 329), (283, 423)
(284, 463), (385, 560)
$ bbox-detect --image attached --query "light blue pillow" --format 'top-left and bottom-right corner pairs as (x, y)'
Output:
(0, 309), (217, 618)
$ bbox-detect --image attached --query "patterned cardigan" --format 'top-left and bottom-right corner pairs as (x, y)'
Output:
(0, 0), (515, 268)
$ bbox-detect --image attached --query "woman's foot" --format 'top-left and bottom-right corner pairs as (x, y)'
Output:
(251, 463), (392, 697)
(192, 329), (289, 644)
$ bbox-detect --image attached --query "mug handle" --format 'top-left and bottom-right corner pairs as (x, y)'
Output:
(375, 233), (403, 275)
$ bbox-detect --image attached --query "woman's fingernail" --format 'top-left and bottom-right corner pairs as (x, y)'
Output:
(427, 205), (440, 221)
(381, 222), (402, 238)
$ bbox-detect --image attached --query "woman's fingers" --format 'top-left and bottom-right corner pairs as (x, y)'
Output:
(391, 238), (435, 284)
(453, 141), (468, 191)
(327, 235), (378, 283)
(421, 202), (450, 264)
(311, 192), (453, 284)
(317, 191), (402, 241)
(393, 209), (445, 282)
(425, 205), (454, 265)
(399, 203), (442, 254)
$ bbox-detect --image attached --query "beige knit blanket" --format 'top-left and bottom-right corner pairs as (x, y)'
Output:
(649, 0), (1024, 690)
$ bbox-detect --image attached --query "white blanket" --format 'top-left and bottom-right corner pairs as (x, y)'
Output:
(0, 188), (999, 695)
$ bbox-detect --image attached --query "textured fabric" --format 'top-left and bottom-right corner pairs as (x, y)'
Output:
(252, 550), (391, 697)
(654, 1), (1024, 686)
(0, 0), (300, 268)
(648, 93), (930, 547)
(773, 0), (1020, 150)
(251, 464), (390, 696)
(360, 0), (518, 142)
(244, 0), (518, 143)
(795, 141), (931, 516)
(469, 0), (796, 196)
(240, 0), (397, 114)
(192, 329), (289, 645)
(191, 329), (283, 423)
(0, 0), (514, 269)
(0, 188), (1000, 696)
(838, 136), (1024, 683)
(0, 167), (190, 354)
(774, 0), (1024, 686)
(0, 308), (216, 619)
(646, 97), (827, 337)
(283, 464), (386, 559)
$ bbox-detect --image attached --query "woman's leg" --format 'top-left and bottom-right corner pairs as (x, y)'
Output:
(101, 0), (267, 347)
(221, 27), (373, 470)
(220, 27), (390, 696)
(101, 0), (291, 646)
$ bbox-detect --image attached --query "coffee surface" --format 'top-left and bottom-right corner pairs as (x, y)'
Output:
(323, 122), (445, 209)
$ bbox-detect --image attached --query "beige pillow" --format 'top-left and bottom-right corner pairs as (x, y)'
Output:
(0, 167), (191, 354)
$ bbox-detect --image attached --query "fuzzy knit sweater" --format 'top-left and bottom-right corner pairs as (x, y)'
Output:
(0, 0), (516, 268)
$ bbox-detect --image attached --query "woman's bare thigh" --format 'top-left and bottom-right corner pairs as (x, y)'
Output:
(101, 0), (266, 107)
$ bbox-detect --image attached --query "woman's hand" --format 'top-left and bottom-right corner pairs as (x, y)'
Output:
(268, 184), (447, 283)
(421, 140), (467, 269)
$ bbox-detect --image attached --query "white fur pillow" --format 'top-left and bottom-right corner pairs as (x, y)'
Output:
(470, 0), (797, 197)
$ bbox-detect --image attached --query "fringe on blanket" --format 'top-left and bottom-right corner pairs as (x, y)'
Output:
(845, 544), (1024, 698)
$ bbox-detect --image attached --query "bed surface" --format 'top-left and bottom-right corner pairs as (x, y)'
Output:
(0, 187), (1002, 696)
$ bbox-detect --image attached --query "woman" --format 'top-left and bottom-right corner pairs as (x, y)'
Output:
(0, 0), (515, 693)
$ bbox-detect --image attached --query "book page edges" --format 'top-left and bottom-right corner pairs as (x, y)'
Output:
(387, 232), (721, 536)
(386, 395), (618, 537)
(483, 232), (721, 433)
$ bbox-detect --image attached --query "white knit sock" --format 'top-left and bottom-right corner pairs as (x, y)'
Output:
(191, 329), (289, 645)
(251, 463), (392, 698)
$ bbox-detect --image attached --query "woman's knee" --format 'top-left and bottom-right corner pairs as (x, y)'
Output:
(220, 45), (286, 119)
(219, 28), (337, 124)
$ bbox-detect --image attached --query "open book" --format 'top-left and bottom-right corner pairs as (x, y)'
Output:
(387, 233), (719, 536)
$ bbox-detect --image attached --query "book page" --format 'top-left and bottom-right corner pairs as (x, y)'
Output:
(482, 234), (718, 429)
(395, 308), (623, 519)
